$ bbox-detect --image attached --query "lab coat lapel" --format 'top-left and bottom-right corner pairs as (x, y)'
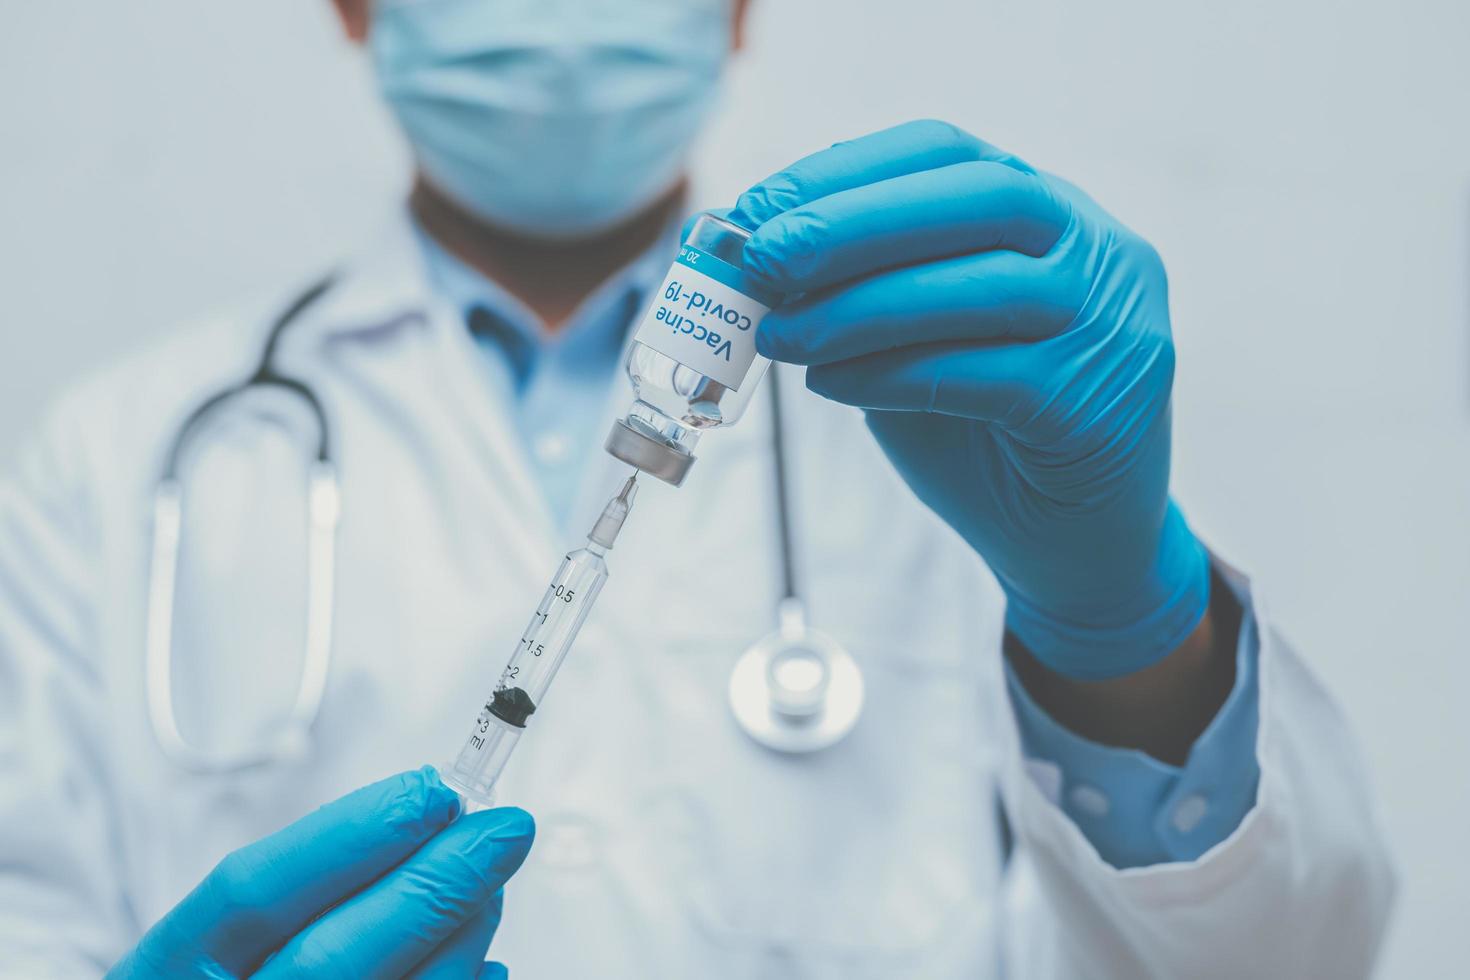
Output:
(302, 211), (559, 572)
(427, 292), (559, 564)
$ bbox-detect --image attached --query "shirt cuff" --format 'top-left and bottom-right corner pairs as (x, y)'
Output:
(1002, 576), (1261, 868)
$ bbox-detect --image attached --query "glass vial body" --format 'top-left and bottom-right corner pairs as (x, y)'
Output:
(606, 213), (781, 485)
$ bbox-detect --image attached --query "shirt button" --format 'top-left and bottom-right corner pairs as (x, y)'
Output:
(533, 432), (570, 466)
(1069, 783), (1111, 818)
(1024, 759), (1063, 805)
(1172, 794), (1209, 834)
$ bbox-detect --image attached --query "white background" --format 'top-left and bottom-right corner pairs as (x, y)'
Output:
(2, 1), (1467, 975)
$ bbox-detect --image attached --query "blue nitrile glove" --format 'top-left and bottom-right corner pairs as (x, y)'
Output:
(107, 767), (534, 980)
(733, 119), (1211, 680)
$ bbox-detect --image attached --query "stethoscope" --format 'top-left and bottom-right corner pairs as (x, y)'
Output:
(727, 371), (865, 754)
(145, 276), (340, 773)
(146, 278), (864, 773)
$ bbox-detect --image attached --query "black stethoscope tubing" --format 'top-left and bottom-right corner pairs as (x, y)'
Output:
(160, 275), (337, 480)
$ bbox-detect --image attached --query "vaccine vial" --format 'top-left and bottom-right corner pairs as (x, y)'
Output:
(604, 213), (780, 486)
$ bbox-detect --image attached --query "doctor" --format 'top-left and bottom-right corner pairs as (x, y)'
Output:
(0, 0), (1394, 977)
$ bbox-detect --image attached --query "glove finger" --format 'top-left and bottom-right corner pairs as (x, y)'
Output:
(745, 162), (1073, 295)
(256, 807), (534, 980)
(756, 247), (1085, 366)
(480, 963), (510, 980)
(804, 340), (1044, 427)
(405, 890), (504, 979)
(151, 767), (460, 976)
(730, 119), (1035, 229)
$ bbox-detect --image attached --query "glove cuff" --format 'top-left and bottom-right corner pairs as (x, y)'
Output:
(1003, 500), (1212, 680)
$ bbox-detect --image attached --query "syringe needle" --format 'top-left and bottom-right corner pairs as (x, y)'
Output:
(588, 473), (638, 550)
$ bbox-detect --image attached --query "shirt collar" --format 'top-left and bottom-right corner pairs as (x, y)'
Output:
(293, 206), (441, 343)
(269, 202), (683, 359)
(413, 211), (681, 365)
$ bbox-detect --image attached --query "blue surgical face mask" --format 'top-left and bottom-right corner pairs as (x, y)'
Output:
(371, 0), (730, 239)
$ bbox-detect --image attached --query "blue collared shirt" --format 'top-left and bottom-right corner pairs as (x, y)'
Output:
(416, 223), (671, 526)
(1006, 594), (1260, 866)
(414, 223), (1261, 869)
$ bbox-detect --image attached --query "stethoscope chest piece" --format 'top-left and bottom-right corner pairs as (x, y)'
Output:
(729, 598), (864, 754)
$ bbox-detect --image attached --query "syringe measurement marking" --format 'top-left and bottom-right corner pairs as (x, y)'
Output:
(510, 570), (590, 663)
(469, 701), (493, 750)
(518, 566), (586, 648)
(481, 554), (598, 740)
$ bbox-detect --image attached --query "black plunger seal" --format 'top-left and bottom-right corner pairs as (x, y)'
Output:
(488, 686), (537, 728)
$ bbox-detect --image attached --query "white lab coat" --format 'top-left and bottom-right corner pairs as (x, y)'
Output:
(0, 213), (1395, 978)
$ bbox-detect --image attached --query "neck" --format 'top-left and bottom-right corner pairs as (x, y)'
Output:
(410, 176), (686, 332)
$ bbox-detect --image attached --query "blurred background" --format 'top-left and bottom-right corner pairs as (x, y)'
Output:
(2, 1), (1465, 974)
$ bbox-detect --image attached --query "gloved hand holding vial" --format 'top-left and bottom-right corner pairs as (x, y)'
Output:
(444, 213), (779, 810)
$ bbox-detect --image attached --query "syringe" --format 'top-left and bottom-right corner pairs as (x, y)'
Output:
(442, 475), (638, 810)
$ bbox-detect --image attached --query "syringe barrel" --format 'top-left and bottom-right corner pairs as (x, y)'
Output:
(442, 546), (608, 808)
(443, 709), (521, 809)
(503, 548), (607, 710)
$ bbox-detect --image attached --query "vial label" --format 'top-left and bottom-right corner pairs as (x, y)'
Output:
(632, 244), (776, 390)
